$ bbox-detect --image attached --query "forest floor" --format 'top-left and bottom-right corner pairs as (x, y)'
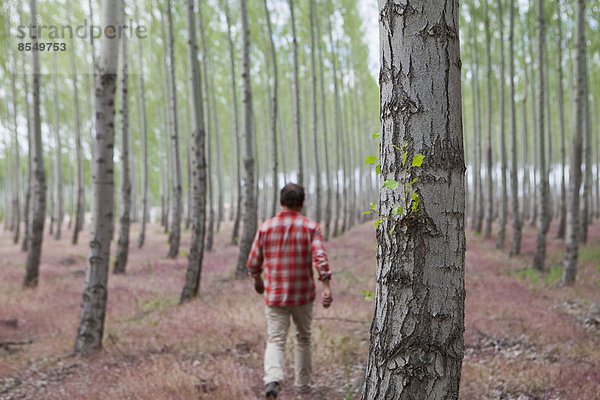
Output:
(1, 218), (600, 399)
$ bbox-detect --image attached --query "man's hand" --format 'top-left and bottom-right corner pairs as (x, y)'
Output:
(321, 279), (332, 308)
(254, 276), (265, 295)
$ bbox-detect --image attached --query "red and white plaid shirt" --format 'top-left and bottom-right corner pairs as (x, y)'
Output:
(247, 210), (331, 306)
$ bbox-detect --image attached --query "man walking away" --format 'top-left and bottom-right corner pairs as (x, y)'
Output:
(247, 183), (333, 399)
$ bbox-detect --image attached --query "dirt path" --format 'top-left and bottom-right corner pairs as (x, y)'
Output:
(1, 220), (600, 399)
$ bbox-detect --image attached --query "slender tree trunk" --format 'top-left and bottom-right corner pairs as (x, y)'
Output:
(21, 38), (32, 252)
(288, 0), (303, 187)
(508, 0), (521, 256)
(579, 64), (591, 244)
(23, 0), (46, 288)
(263, 0), (279, 219)
(556, 0), (566, 239)
(70, 37), (84, 245)
(533, 0), (548, 272)
(135, 4), (149, 249)
(563, 0), (586, 285)
(308, 0), (321, 222)
(180, 0), (207, 303)
(328, 17), (342, 238)
(223, 0), (242, 246)
(521, 97), (530, 224)
(483, 1), (494, 239)
(496, 0), (507, 249)
(73, 0), (120, 352)
(9, 32), (21, 244)
(51, 54), (64, 241)
(361, 1), (465, 397)
(114, 14), (131, 275)
(235, 0), (257, 279)
(165, 0), (183, 259)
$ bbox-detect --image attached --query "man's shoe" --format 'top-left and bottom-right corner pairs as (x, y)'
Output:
(265, 381), (279, 399)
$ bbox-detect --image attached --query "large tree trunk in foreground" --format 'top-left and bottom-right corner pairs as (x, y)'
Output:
(114, 18), (131, 275)
(532, 0), (548, 272)
(74, 0), (120, 352)
(180, 0), (207, 303)
(563, 0), (587, 285)
(361, 2), (465, 398)
(23, 0), (46, 288)
(235, 0), (257, 279)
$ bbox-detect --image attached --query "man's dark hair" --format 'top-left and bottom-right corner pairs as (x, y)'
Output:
(280, 183), (305, 208)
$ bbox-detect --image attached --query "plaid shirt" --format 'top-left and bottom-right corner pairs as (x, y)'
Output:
(247, 210), (331, 306)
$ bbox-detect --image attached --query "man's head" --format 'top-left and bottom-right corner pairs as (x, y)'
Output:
(280, 183), (305, 211)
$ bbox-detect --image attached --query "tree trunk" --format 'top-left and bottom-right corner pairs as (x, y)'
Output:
(9, 19), (21, 244)
(73, 0), (120, 352)
(562, 0), (586, 285)
(114, 11), (131, 275)
(51, 54), (64, 241)
(328, 16), (342, 238)
(556, 0), (566, 239)
(23, 0), (46, 288)
(361, 2), (465, 397)
(308, 0), (321, 223)
(483, 1), (494, 239)
(21, 27), (32, 252)
(235, 0), (257, 279)
(223, 0), (242, 246)
(180, 0), (207, 304)
(165, 0), (183, 259)
(496, 0), (507, 249)
(532, 0), (548, 272)
(288, 0), (303, 187)
(135, 3), (149, 249)
(70, 37), (85, 245)
(316, 10), (332, 240)
(508, 0), (521, 256)
(579, 62), (591, 244)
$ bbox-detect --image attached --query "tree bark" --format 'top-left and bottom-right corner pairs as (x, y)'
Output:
(532, 0), (548, 272)
(556, 0), (566, 239)
(361, 2), (465, 398)
(508, 0), (521, 257)
(51, 54), (64, 241)
(73, 0), (120, 352)
(496, 0), (507, 249)
(483, 1), (494, 240)
(165, 0), (183, 259)
(562, 0), (586, 285)
(288, 0), (303, 187)
(23, 0), (46, 288)
(328, 16), (342, 238)
(180, 0), (207, 303)
(20, 41), (32, 252)
(235, 0), (257, 279)
(114, 8), (131, 275)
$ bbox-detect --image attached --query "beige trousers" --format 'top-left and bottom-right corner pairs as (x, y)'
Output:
(264, 302), (313, 390)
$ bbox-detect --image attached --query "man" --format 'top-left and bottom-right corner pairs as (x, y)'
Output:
(247, 183), (333, 399)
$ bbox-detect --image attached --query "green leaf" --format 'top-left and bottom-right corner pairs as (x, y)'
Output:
(402, 151), (407, 166)
(389, 225), (396, 236)
(362, 290), (375, 302)
(372, 133), (381, 139)
(393, 206), (403, 216)
(412, 154), (425, 167)
(370, 202), (377, 211)
(382, 180), (399, 191)
(180, 250), (189, 258)
(374, 219), (383, 229)
(365, 156), (377, 166)
(362, 211), (372, 216)
(407, 178), (418, 188)
(376, 164), (381, 175)
(392, 144), (402, 151)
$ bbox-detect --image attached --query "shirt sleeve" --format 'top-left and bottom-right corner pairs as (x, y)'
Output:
(246, 230), (264, 278)
(311, 226), (331, 281)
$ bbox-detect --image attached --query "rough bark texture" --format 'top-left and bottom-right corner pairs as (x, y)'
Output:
(165, 0), (183, 259)
(562, 0), (586, 285)
(483, 2), (493, 240)
(361, 1), (465, 398)
(114, 19), (131, 275)
(235, 0), (257, 278)
(23, 0), (46, 288)
(180, 0), (207, 303)
(532, 0), (548, 272)
(74, 0), (119, 352)
(508, 0), (521, 257)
